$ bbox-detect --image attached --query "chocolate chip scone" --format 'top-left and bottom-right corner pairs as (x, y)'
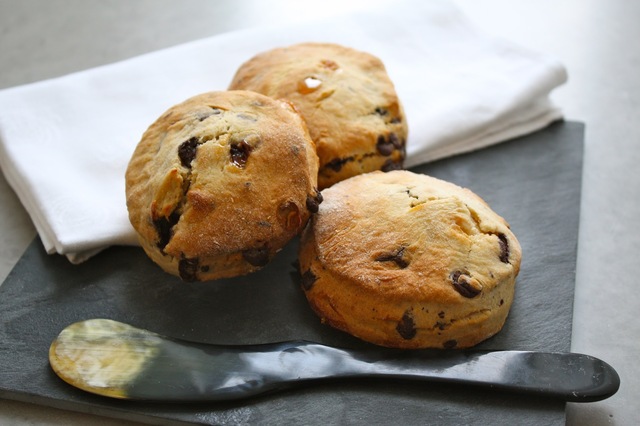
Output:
(228, 42), (408, 189)
(299, 170), (522, 349)
(126, 90), (321, 281)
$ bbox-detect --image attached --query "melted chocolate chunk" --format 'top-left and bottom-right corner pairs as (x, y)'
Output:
(301, 269), (317, 291)
(396, 310), (417, 340)
(375, 247), (409, 269)
(497, 233), (510, 263)
(153, 210), (180, 251)
(381, 158), (403, 172)
(376, 134), (395, 156)
(443, 339), (458, 349)
(451, 271), (481, 298)
(325, 156), (354, 172)
(306, 189), (323, 213)
(178, 137), (199, 168)
(230, 139), (253, 168)
(179, 257), (199, 282)
(388, 132), (403, 149)
(242, 246), (269, 267)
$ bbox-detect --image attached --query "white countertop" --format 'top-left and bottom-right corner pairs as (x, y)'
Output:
(1, 1), (637, 424)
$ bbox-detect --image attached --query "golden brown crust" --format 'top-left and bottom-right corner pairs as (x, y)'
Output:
(126, 90), (320, 281)
(228, 42), (408, 189)
(299, 170), (522, 348)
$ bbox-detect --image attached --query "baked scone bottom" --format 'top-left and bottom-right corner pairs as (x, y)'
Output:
(298, 171), (522, 349)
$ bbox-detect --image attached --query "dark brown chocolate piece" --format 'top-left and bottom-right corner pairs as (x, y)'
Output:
(443, 339), (458, 349)
(153, 210), (180, 251)
(375, 247), (409, 269)
(381, 158), (403, 172)
(230, 139), (253, 168)
(178, 257), (199, 282)
(388, 132), (403, 150)
(497, 233), (510, 263)
(374, 107), (388, 116)
(324, 156), (354, 172)
(178, 137), (199, 168)
(396, 310), (417, 340)
(376, 134), (395, 156)
(451, 271), (482, 298)
(242, 246), (269, 267)
(301, 269), (317, 291)
(306, 189), (323, 213)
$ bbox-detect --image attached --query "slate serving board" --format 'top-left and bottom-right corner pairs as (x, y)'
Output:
(0, 121), (584, 426)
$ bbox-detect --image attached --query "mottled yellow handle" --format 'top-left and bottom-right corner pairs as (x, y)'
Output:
(49, 319), (161, 399)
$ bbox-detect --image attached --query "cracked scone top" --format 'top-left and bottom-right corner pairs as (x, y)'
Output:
(126, 91), (321, 281)
(299, 170), (522, 349)
(229, 42), (408, 189)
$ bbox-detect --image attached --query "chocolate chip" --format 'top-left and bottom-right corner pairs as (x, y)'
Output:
(306, 188), (323, 213)
(301, 269), (317, 291)
(438, 311), (445, 319)
(375, 246), (409, 268)
(374, 107), (388, 116)
(443, 339), (457, 349)
(497, 233), (510, 263)
(451, 271), (482, 298)
(388, 132), (403, 149)
(381, 158), (403, 172)
(178, 137), (199, 168)
(230, 139), (253, 168)
(242, 246), (269, 267)
(376, 134), (395, 156)
(390, 116), (402, 124)
(153, 210), (180, 251)
(396, 310), (417, 340)
(179, 257), (199, 282)
(436, 321), (448, 331)
(325, 156), (353, 172)
(499, 299), (504, 306)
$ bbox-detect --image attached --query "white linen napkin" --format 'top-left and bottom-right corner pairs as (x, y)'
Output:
(0, 0), (567, 263)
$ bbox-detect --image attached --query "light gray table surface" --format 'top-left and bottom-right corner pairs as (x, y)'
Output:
(0, 1), (637, 425)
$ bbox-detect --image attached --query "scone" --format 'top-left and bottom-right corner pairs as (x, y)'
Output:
(298, 170), (522, 349)
(228, 42), (408, 189)
(126, 90), (321, 281)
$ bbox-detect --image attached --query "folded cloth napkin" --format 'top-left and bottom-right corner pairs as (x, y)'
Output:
(0, 0), (567, 263)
